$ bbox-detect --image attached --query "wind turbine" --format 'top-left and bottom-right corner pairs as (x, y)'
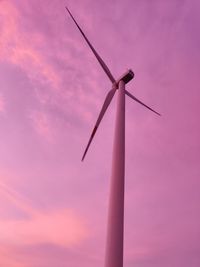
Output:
(66, 7), (160, 267)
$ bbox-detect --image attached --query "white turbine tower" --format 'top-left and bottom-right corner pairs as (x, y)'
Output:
(66, 7), (160, 267)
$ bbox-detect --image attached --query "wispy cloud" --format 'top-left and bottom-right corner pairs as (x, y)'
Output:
(0, 1), (61, 89)
(0, 209), (87, 247)
(0, 245), (27, 267)
(29, 110), (54, 142)
(0, 181), (88, 248)
(0, 94), (5, 113)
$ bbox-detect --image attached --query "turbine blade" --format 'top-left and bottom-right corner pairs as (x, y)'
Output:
(65, 6), (116, 84)
(125, 90), (161, 116)
(82, 88), (116, 161)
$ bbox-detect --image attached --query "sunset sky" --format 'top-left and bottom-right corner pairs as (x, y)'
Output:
(0, 0), (200, 266)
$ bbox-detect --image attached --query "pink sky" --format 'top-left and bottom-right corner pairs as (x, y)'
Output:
(0, 0), (200, 266)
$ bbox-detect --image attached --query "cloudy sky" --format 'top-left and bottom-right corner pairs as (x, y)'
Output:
(0, 0), (200, 266)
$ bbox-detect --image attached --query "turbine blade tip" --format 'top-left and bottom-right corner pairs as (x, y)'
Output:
(155, 111), (161, 116)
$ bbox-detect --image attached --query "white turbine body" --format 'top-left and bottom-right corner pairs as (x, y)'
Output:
(66, 7), (160, 267)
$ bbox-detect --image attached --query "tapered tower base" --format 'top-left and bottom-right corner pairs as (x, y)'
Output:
(105, 80), (125, 267)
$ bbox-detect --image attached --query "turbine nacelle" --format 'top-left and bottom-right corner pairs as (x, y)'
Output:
(115, 69), (134, 88)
